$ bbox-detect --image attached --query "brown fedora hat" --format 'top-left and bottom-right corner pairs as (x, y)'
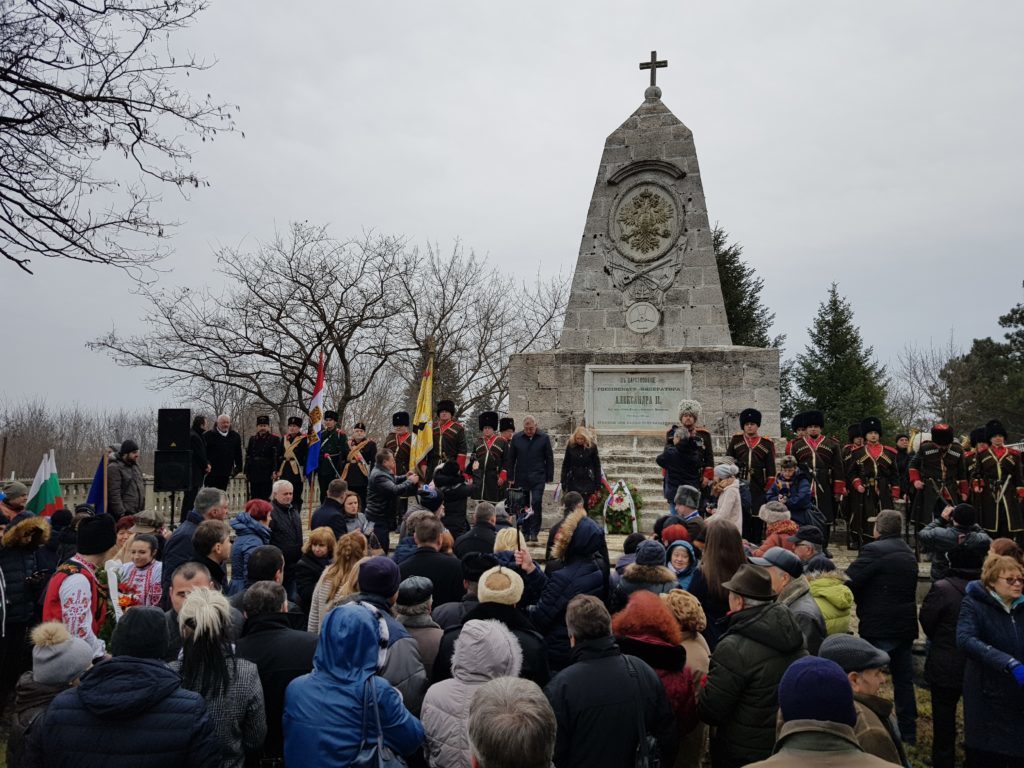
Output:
(720, 564), (776, 601)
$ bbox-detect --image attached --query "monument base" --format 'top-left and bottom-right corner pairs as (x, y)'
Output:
(508, 346), (780, 527)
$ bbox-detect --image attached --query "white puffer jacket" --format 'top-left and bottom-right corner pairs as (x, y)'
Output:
(420, 619), (523, 768)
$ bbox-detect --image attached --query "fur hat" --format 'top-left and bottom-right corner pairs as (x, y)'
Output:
(986, 419), (1008, 441)
(758, 501), (791, 525)
(461, 552), (500, 582)
(740, 408), (762, 427)
(77, 514), (116, 555)
(860, 417), (882, 438)
(499, 417), (515, 432)
(287, 416), (303, 427)
(677, 399), (701, 419)
(931, 424), (954, 446)
(790, 413), (807, 432)
(478, 411), (499, 430)
(969, 426), (987, 447)
(673, 485), (700, 509)
(437, 399), (456, 416)
(392, 411), (410, 427)
(477, 566), (524, 606)
(847, 423), (862, 442)
(323, 410), (339, 421)
(661, 589), (707, 633)
(804, 410), (825, 429)
(30, 622), (93, 685)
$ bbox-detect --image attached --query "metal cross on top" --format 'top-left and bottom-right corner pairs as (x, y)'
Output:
(639, 50), (668, 87)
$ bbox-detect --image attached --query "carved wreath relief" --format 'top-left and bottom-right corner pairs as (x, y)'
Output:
(603, 179), (684, 334)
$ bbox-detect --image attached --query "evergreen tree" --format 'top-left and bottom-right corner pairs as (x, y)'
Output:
(713, 226), (775, 348)
(793, 283), (890, 435)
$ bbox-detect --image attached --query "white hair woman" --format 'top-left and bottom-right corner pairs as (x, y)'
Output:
(171, 587), (266, 767)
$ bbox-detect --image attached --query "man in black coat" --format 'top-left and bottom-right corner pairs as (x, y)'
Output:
(310, 478), (350, 539)
(182, 415), (210, 523)
(160, 487), (228, 609)
(245, 415), (282, 501)
(203, 414), (243, 491)
(398, 516), (465, 607)
(505, 415), (554, 544)
(846, 509), (920, 745)
(26, 606), (220, 768)
(454, 502), (498, 559)
(269, 480), (304, 601)
(365, 449), (420, 555)
(236, 581), (317, 763)
(433, 564), (550, 686)
(544, 595), (677, 768)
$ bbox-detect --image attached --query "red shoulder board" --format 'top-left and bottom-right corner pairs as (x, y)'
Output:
(762, 436), (775, 444)
(884, 445), (898, 454)
(1009, 447), (1022, 456)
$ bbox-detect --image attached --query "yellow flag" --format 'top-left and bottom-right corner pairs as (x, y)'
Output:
(411, 354), (434, 468)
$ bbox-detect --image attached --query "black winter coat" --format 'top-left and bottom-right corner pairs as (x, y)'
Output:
(920, 568), (977, 689)
(846, 533), (919, 642)
(0, 516), (50, 627)
(656, 440), (704, 501)
(398, 547), (465, 607)
(545, 635), (678, 768)
(23, 656), (219, 768)
(160, 508), (202, 608)
(506, 430), (554, 488)
(294, 553), (330, 615)
(189, 426), (208, 487)
(697, 602), (808, 768)
(453, 522), (497, 559)
(957, 580), (1024, 758)
(560, 443), (602, 495)
(7, 672), (67, 768)
(203, 429), (243, 478)
(236, 613), (317, 761)
(432, 463), (473, 537)
(432, 600), (550, 687)
(365, 467), (417, 526)
(310, 497), (347, 539)
(269, 501), (303, 578)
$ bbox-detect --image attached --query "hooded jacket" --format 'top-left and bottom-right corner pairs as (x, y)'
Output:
(525, 510), (608, 670)
(421, 619), (523, 768)
(353, 592), (429, 716)
(777, 575), (826, 654)
(227, 512), (271, 595)
(805, 570), (854, 636)
(0, 516), (50, 627)
(766, 470), (812, 526)
(610, 562), (679, 612)
(697, 601), (808, 768)
(918, 519), (991, 581)
(24, 656), (219, 767)
(667, 540), (698, 590)
(284, 602), (424, 766)
(957, 579), (1024, 757)
(7, 671), (68, 767)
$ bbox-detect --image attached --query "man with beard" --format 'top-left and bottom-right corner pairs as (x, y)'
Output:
(788, 410), (846, 542)
(204, 414), (243, 491)
(108, 440), (145, 520)
(847, 417), (900, 549)
(726, 407), (776, 543)
(342, 421), (377, 510)
(472, 411), (509, 504)
(317, 410), (348, 504)
(909, 423), (968, 532)
(279, 417), (308, 512)
(244, 415), (282, 501)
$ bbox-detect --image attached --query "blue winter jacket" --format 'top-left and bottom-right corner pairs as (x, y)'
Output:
(228, 512), (272, 595)
(284, 603), (424, 767)
(766, 471), (813, 526)
(957, 580), (1024, 757)
(161, 508), (204, 606)
(24, 656), (219, 767)
(525, 510), (608, 670)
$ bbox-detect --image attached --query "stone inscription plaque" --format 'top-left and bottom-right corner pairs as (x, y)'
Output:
(585, 364), (692, 433)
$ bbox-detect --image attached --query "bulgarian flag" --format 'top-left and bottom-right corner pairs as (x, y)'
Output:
(26, 449), (65, 517)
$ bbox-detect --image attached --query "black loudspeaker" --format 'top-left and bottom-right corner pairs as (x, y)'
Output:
(158, 408), (191, 450)
(154, 450), (191, 492)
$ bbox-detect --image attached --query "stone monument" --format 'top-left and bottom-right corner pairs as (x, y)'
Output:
(508, 53), (780, 513)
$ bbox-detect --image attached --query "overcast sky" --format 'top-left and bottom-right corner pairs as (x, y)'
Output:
(5, 1), (1023, 412)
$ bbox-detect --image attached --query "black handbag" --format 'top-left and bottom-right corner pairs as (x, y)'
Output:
(623, 657), (661, 768)
(351, 677), (407, 768)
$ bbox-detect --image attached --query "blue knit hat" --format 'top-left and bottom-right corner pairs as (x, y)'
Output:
(635, 539), (667, 567)
(778, 657), (857, 727)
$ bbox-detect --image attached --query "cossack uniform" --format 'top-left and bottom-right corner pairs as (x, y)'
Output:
(471, 411), (509, 503)
(974, 420), (1024, 536)
(244, 415), (282, 501)
(846, 417), (899, 547)
(787, 410), (847, 526)
(317, 410), (348, 504)
(908, 423), (967, 529)
(384, 411), (414, 520)
(725, 407), (776, 542)
(426, 398), (468, 480)
(279, 416), (309, 510)
(342, 422), (377, 510)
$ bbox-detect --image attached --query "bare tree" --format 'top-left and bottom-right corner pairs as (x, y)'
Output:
(887, 334), (962, 430)
(0, 0), (236, 275)
(390, 243), (569, 417)
(89, 223), (418, 424)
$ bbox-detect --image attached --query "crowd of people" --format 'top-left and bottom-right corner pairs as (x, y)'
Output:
(1, 400), (1023, 768)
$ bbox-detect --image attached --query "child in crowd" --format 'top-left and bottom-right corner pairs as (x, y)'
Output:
(120, 533), (163, 607)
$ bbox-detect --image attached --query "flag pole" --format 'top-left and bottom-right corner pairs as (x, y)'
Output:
(102, 447), (109, 514)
